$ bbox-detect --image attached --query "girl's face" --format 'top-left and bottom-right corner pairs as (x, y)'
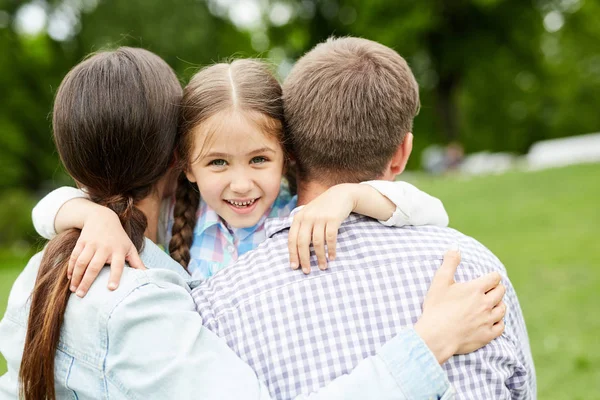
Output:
(185, 111), (285, 228)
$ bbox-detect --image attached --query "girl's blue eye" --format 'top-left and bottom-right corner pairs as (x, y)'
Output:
(251, 156), (267, 164)
(209, 159), (227, 166)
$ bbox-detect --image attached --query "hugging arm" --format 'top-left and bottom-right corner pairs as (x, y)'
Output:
(32, 186), (144, 296)
(289, 180), (449, 272)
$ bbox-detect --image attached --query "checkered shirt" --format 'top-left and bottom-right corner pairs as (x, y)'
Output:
(164, 182), (296, 281)
(192, 212), (536, 399)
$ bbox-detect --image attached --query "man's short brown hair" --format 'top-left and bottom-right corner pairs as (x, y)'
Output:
(283, 37), (420, 184)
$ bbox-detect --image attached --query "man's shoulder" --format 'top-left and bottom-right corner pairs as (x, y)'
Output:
(193, 219), (505, 315)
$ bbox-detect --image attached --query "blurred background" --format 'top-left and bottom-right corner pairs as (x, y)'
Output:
(0, 0), (599, 398)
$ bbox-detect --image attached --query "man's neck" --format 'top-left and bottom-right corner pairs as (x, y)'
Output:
(296, 180), (333, 206)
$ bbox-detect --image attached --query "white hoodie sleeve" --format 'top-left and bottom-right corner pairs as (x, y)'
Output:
(360, 180), (449, 227)
(31, 186), (87, 239)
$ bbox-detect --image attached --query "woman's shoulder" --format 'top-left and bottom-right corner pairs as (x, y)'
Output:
(59, 267), (194, 367)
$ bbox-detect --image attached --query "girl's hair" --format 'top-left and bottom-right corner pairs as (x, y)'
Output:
(19, 47), (181, 400)
(169, 59), (293, 268)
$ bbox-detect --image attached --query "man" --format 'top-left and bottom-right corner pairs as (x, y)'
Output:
(193, 37), (536, 399)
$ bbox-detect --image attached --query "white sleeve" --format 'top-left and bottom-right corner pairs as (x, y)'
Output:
(361, 180), (449, 227)
(31, 186), (87, 239)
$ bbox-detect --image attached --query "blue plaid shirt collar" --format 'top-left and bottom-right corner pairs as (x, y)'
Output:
(194, 199), (272, 243)
(194, 200), (226, 237)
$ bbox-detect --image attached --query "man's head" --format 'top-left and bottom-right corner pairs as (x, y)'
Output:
(283, 37), (419, 188)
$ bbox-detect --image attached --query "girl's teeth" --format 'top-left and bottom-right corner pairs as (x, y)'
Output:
(227, 199), (256, 207)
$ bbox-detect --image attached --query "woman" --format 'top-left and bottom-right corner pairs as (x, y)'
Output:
(0, 47), (505, 399)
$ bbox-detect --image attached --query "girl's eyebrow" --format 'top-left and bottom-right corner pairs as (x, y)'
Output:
(204, 152), (229, 159)
(247, 147), (275, 156)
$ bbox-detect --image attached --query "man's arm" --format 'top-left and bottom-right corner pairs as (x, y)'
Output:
(105, 270), (452, 400)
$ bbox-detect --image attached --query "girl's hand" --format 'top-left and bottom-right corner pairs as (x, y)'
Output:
(414, 248), (506, 364)
(288, 184), (358, 274)
(68, 205), (145, 297)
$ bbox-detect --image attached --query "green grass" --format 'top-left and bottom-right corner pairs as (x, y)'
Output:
(407, 162), (600, 400)
(1, 163), (599, 398)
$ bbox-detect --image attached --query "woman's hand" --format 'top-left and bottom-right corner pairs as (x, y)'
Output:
(288, 184), (359, 274)
(68, 205), (145, 297)
(414, 248), (506, 364)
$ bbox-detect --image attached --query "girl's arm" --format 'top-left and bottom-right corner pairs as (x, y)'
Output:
(289, 181), (448, 273)
(31, 187), (144, 296)
(358, 180), (449, 227)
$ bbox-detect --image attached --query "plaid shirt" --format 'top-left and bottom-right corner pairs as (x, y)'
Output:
(164, 183), (296, 281)
(193, 212), (536, 399)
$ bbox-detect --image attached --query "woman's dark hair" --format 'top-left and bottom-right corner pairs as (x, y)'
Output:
(19, 47), (182, 400)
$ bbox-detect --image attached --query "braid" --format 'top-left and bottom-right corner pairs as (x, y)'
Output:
(169, 172), (200, 269)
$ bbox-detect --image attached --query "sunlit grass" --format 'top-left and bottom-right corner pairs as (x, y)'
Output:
(407, 162), (600, 400)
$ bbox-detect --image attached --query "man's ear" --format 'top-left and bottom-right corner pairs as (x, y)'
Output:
(389, 132), (413, 177)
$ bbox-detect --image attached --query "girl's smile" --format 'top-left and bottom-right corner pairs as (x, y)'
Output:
(185, 110), (285, 228)
(224, 197), (260, 215)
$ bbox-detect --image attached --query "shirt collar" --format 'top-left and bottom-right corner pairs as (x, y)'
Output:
(264, 206), (368, 239)
(265, 206), (303, 238)
(194, 199), (226, 237)
(231, 214), (268, 242)
(140, 238), (202, 289)
(195, 198), (275, 243)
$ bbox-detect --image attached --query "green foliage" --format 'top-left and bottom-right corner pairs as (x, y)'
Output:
(0, 189), (38, 245)
(2, 163), (599, 397)
(1, 0), (599, 239)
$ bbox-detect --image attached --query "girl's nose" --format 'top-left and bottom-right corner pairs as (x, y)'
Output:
(230, 174), (254, 194)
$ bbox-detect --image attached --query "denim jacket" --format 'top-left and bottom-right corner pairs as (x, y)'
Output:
(0, 239), (454, 399)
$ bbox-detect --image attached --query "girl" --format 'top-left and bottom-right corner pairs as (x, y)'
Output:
(33, 59), (449, 295)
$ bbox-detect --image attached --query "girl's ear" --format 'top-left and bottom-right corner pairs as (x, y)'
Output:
(185, 169), (197, 183)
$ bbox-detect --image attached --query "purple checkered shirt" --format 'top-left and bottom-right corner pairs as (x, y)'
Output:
(193, 212), (536, 399)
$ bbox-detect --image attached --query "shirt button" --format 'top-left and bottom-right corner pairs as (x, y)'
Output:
(227, 245), (235, 253)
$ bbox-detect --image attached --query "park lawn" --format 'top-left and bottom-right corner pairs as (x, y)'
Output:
(1, 162), (599, 398)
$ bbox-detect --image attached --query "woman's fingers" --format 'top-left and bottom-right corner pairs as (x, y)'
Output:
(75, 249), (108, 297)
(491, 319), (506, 339)
(429, 249), (461, 293)
(312, 222), (328, 270)
(484, 283), (506, 308)
(70, 245), (95, 292)
(472, 271), (502, 293)
(490, 301), (507, 324)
